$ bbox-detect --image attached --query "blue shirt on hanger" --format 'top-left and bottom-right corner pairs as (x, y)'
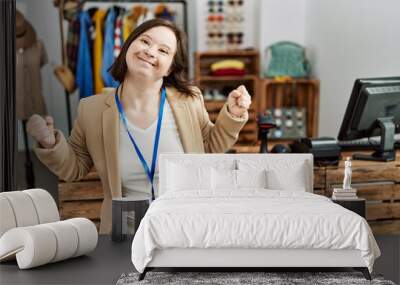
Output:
(76, 10), (94, 99)
(102, 7), (119, 88)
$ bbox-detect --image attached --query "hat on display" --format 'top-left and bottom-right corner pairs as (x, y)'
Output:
(53, 0), (83, 21)
(54, 65), (76, 93)
(15, 10), (37, 50)
(154, 4), (175, 22)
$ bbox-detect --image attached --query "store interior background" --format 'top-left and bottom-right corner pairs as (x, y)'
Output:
(15, 0), (400, 151)
(8, 2), (400, 283)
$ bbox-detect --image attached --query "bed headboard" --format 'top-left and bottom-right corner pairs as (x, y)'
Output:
(159, 154), (314, 195)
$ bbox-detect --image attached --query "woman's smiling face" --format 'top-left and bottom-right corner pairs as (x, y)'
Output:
(125, 26), (177, 81)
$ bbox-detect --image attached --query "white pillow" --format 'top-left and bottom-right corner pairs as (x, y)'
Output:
(237, 159), (309, 191)
(167, 162), (212, 191)
(236, 169), (267, 189)
(266, 162), (308, 191)
(212, 168), (236, 190)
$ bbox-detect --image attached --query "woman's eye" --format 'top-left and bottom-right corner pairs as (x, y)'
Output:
(141, 39), (150, 45)
(159, 49), (168, 54)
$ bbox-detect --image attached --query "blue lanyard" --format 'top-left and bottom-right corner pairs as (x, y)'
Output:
(115, 85), (166, 201)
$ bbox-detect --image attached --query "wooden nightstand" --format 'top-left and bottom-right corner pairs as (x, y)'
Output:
(332, 198), (366, 218)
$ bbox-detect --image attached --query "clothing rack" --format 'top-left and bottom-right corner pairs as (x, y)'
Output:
(84, 0), (188, 35)
(59, 0), (188, 134)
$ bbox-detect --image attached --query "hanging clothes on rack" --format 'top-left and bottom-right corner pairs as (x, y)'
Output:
(113, 7), (126, 59)
(92, 9), (107, 94)
(70, 1), (184, 97)
(102, 7), (119, 88)
(122, 5), (146, 40)
(76, 10), (94, 98)
(137, 6), (155, 26)
(66, 12), (80, 76)
(87, 7), (98, 46)
(122, 8), (135, 41)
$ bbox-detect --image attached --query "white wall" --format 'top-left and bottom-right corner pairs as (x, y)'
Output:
(258, 0), (307, 75)
(306, 0), (400, 137)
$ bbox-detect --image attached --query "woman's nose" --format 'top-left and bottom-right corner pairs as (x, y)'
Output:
(144, 46), (156, 58)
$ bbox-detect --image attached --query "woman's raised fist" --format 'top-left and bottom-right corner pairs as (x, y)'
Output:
(26, 115), (56, 149)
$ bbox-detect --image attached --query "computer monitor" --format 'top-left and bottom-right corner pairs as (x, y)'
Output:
(338, 77), (400, 161)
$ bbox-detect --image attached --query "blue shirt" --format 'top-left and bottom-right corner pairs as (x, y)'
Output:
(102, 8), (119, 88)
(76, 11), (94, 99)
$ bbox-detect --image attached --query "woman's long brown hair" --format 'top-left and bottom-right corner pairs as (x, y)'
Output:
(109, 18), (195, 97)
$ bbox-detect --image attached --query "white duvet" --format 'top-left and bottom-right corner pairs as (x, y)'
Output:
(131, 190), (380, 273)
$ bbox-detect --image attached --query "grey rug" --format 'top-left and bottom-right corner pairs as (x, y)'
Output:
(116, 271), (396, 285)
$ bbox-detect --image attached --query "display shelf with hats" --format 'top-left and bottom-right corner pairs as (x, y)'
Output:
(194, 49), (260, 145)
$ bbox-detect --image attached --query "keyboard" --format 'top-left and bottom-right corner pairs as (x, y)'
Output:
(338, 134), (400, 150)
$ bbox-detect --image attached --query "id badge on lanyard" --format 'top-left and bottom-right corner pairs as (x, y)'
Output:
(115, 85), (166, 201)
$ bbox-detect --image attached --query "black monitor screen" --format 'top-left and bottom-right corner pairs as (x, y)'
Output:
(352, 85), (400, 135)
(338, 77), (400, 141)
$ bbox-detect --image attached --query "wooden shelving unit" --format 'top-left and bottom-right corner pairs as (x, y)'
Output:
(194, 50), (260, 145)
(259, 78), (320, 139)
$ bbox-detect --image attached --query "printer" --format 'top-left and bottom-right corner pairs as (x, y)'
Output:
(290, 137), (341, 166)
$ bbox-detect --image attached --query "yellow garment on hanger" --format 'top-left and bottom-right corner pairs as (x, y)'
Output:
(211, 60), (245, 72)
(92, 9), (106, 94)
(123, 12), (135, 41)
(123, 6), (148, 40)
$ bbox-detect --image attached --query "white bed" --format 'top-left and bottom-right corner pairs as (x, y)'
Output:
(131, 154), (380, 280)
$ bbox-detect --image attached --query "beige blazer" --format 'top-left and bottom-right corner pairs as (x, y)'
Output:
(34, 87), (247, 233)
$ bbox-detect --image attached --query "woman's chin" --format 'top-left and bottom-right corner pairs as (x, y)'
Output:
(129, 69), (154, 80)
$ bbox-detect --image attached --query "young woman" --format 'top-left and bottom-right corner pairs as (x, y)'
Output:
(27, 19), (251, 233)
